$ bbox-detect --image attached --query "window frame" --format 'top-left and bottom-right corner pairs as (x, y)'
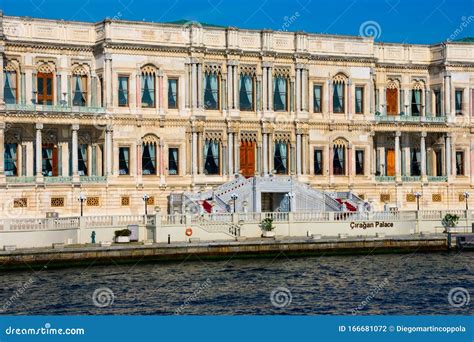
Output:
(455, 150), (465, 176)
(4, 70), (18, 104)
(117, 75), (130, 107)
(355, 149), (365, 175)
(118, 146), (130, 176)
(313, 148), (323, 175)
(141, 143), (157, 176)
(204, 72), (220, 110)
(71, 74), (88, 107)
(167, 78), (179, 110)
(273, 75), (288, 112)
(204, 139), (220, 175)
(355, 86), (364, 114)
(455, 89), (463, 115)
(313, 84), (323, 113)
(168, 147), (179, 175)
(141, 73), (156, 108)
(332, 82), (345, 114)
(239, 74), (255, 111)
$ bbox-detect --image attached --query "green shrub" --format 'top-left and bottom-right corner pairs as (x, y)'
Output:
(442, 213), (459, 228)
(260, 218), (275, 231)
(114, 228), (132, 237)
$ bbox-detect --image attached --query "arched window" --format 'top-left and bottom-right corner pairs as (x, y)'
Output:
(204, 138), (220, 175)
(141, 65), (156, 108)
(386, 80), (399, 115)
(37, 64), (54, 105)
(332, 74), (347, 113)
(204, 68), (220, 110)
(4, 62), (18, 104)
(411, 81), (424, 116)
(239, 69), (255, 111)
(72, 66), (88, 107)
(142, 135), (158, 175)
(333, 139), (347, 176)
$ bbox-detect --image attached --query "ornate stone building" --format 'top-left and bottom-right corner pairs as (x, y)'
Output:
(0, 13), (473, 217)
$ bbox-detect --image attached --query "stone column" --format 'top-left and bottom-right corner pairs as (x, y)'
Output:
(263, 133), (268, 175)
(380, 86), (386, 115)
(295, 68), (301, 113)
(0, 48), (4, 104)
(71, 124), (79, 179)
(347, 79), (353, 120)
(191, 63), (197, 109)
(296, 133), (302, 175)
(137, 143), (142, 177)
(328, 80), (333, 115)
(198, 132), (203, 174)
(197, 63), (202, 109)
(395, 131), (401, 181)
(228, 132), (234, 175)
(104, 54), (112, 108)
(445, 133), (451, 176)
(0, 123), (5, 178)
(420, 132), (427, 179)
(105, 126), (113, 176)
(233, 66), (238, 111)
(192, 131), (198, 175)
(267, 67), (273, 112)
(329, 145), (334, 177)
(425, 87), (431, 116)
(347, 143), (352, 178)
(262, 67), (268, 111)
(227, 65), (233, 109)
(444, 74), (451, 118)
(61, 142), (69, 176)
(35, 123), (43, 178)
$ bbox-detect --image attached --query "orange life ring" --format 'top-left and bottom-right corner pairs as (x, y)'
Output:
(185, 228), (193, 237)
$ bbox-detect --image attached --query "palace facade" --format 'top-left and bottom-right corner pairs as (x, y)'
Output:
(0, 13), (473, 217)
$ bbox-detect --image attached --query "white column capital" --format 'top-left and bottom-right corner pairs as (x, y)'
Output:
(35, 123), (43, 130)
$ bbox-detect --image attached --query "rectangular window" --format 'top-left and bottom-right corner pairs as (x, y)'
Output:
(4, 71), (17, 104)
(410, 148), (421, 176)
(118, 76), (129, 107)
(42, 144), (58, 177)
(168, 78), (178, 109)
(274, 142), (288, 174)
(204, 140), (220, 175)
(456, 151), (464, 176)
(355, 150), (364, 175)
(72, 75), (87, 106)
(141, 74), (155, 108)
(4, 143), (18, 176)
(355, 86), (364, 114)
(142, 143), (157, 175)
(239, 75), (254, 111)
(411, 89), (422, 116)
(314, 149), (323, 175)
(313, 85), (322, 113)
(434, 90), (442, 116)
(168, 147), (179, 175)
(78, 144), (88, 176)
(204, 73), (219, 110)
(455, 89), (463, 115)
(119, 147), (130, 175)
(333, 83), (345, 113)
(273, 76), (287, 111)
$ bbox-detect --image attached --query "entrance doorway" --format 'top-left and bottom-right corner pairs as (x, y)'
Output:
(240, 140), (256, 177)
(386, 148), (395, 176)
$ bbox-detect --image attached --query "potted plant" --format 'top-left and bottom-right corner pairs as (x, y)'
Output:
(442, 213), (460, 232)
(260, 217), (276, 238)
(114, 228), (132, 243)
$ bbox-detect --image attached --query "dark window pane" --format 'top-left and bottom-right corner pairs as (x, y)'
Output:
(168, 79), (178, 109)
(168, 148), (179, 175)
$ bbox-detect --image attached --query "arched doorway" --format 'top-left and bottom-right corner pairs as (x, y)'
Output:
(386, 80), (399, 115)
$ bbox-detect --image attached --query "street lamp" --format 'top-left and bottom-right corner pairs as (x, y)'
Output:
(78, 193), (87, 217)
(142, 194), (150, 216)
(230, 194), (238, 213)
(463, 192), (470, 211)
(413, 192), (422, 211)
(285, 192), (295, 212)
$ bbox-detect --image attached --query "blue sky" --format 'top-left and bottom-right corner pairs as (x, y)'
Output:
(1, 0), (473, 44)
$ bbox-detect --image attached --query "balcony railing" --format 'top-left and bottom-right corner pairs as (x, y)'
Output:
(427, 176), (448, 182)
(80, 176), (107, 183)
(6, 176), (36, 184)
(5, 103), (105, 114)
(44, 176), (73, 183)
(375, 176), (395, 182)
(401, 176), (421, 182)
(374, 114), (446, 123)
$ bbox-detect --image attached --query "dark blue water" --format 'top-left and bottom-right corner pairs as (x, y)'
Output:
(0, 253), (472, 315)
